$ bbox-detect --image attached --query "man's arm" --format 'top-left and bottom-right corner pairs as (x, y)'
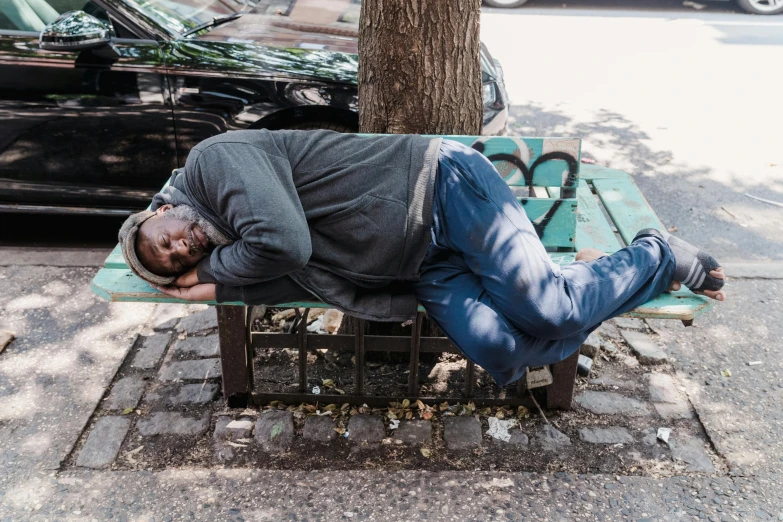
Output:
(156, 276), (314, 304)
(190, 142), (312, 286)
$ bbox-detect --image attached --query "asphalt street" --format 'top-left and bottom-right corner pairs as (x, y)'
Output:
(1, 3), (783, 521)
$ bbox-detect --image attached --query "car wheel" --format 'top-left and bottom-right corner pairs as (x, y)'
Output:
(282, 121), (357, 133)
(735, 0), (783, 14)
(483, 0), (530, 8)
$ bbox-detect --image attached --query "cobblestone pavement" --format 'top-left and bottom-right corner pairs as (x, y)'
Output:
(65, 304), (718, 477)
(1, 263), (782, 521)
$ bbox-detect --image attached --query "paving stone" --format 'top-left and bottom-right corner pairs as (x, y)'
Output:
(303, 415), (337, 443)
(668, 434), (716, 472)
(580, 331), (601, 358)
(579, 427), (634, 444)
(598, 321), (621, 339)
(158, 359), (221, 382)
(137, 412), (210, 436)
(214, 416), (254, 441)
(535, 425), (572, 451)
(589, 375), (635, 389)
(613, 317), (646, 330)
(648, 373), (681, 403)
(622, 330), (669, 365)
(104, 376), (146, 411)
(346, 415), (386, 444)
(443, 416), (482, 449)
(76, 416), (131, 469)
(172, 334), (219, 358)
(131, 333), (172, 370)
(147, 383), (219, 406)
(575, 391), (651, 416)
(213, 442), (237, 464)
(151, 304), (189, 331)
(255, 411), (294, 452)
(654, 402), (694, 420)
(394, 420), (432, 445)
(177, 309), (218, 335)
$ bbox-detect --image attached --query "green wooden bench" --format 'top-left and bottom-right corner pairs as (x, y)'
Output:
(91, 135), (713, 409)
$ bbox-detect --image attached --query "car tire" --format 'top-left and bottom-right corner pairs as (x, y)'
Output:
(282, 121), (357, 133)
(735, 0), (783, 14)
(483, 0), (530, 8)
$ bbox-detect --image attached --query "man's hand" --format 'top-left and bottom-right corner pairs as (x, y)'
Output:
(173, 268), (199, 288)
(155, 283), (216, 302)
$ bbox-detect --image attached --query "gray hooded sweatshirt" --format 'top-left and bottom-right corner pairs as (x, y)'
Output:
(151, 129), (442, 321)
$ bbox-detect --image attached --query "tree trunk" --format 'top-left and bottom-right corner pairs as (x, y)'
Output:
(358, 0), (483, 135)
(340, 0), (483, 341)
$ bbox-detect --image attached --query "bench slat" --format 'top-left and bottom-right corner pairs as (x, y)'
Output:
(105, 244), (126, 269)
(574, 180), (622, 253)
(519, 197), (577, 249)
(591, 176), (664, 245)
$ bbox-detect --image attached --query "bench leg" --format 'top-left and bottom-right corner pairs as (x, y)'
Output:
(407, 312), (424, 397)
(354, 317), (365, 395)
(217, 305), (253, 408)
(545, 349), (580, 410)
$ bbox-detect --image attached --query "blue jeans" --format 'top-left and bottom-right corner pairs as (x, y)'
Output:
(413, 140), (676, 386)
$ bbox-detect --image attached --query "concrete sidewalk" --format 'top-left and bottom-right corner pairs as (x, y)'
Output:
(0, 263), (781, 521)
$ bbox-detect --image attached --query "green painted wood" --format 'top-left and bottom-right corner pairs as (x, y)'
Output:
(621, 290), (714, 321)
(574, 180), (623, 253)
(518, 197), (577, 248)
(92, 250), (581, 306)
(592, 176), (664, 245)
(92, 261), (711, 320)
(578, 163), (629, 181)
(105, 244), (126, 269)
(436, 135), (581, 188)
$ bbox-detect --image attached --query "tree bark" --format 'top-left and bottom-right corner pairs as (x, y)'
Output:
(358, 0), (483, 135)
(343, 0), (482, 341)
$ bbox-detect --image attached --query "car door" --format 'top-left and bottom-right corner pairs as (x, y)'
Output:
(0, 0), (177, 214)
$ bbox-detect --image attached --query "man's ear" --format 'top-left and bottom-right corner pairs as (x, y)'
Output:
(156, 204), (174, 215)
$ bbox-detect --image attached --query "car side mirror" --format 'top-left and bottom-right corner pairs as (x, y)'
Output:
(39, 11), (112, 51)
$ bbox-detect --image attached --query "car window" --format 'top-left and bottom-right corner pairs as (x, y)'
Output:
(0, 0), (108, 33)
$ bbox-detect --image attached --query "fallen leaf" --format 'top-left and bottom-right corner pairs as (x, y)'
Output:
(721, 369), (732, 377)
(122, 407), (134, 415)
(334, 388), (345, 395)
(416, 400), (425, 410)
(405, 411), (413, 420)
(226, 441), (247, 448)
(421, 411), (433, 420)
(387, 411), (398, 420)
(334, 427), (346, 435)
(420, 448), (432, 458)
(322, 379), (335, 389)
(401, 399), (410, 409)
(439, 401), (449, 412)
(341, 403), (351, 411)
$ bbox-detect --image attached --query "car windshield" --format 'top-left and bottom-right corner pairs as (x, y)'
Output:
(121, 0), (257, 35)
(121, 0), (362, 37)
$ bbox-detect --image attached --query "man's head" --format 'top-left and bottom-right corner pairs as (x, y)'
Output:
(118, 204), (230, 284)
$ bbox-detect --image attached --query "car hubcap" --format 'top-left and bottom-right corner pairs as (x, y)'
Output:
(748, 0), (783, 11)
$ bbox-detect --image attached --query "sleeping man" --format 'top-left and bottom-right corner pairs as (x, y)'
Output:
(118, 130), (725, 386)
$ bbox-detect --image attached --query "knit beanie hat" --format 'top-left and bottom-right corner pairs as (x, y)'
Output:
(118, 210), (176, 286)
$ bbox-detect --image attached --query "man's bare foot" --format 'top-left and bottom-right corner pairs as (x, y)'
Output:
(575, 248), (606, 262)
(671, 267), (726, 301)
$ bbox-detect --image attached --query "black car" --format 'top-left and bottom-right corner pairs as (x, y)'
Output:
(0, 0), (509, 215)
